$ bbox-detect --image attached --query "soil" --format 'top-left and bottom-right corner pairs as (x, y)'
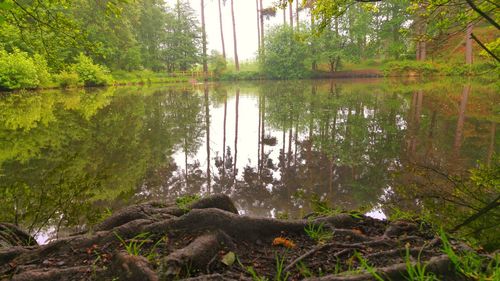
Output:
(0, 195), (474, 280)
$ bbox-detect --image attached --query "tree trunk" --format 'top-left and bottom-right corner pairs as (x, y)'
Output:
(217, 0), (226, 59)
(256, 0), (261, 51)
(260, 94), (265, 177)
(260, 0), (264, 52)
(204, 85), (211, 193)
(453, 84), (470, 157)
(283, 7), (286, 25)
(296, 0), (299, 30)
(257, 93), (262, 175)
(289, 1), (293, 29)
(230, 0), (240, 71)
(201, 0), (208, 76)
(233, 89), (240, 181)
(222, 94), (227, 178)
(465, 23), (473, 65)
(487, 122), (496, 166)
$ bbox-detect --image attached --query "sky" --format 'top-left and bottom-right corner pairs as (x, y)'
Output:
(166, 0), (308, 61)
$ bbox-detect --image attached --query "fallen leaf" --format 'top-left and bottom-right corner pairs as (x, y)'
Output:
(272, 237), (296, 248)
(221, 251), (236, 266)
(352, 229), (363, 235)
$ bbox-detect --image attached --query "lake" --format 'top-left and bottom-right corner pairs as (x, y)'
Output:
(0, 79), (498, 243)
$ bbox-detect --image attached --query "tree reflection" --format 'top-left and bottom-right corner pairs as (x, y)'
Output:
(0, 80), (497, 242)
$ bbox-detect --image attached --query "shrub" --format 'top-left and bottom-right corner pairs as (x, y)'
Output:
(0, 49), (43, 90)
(209, 51), (227, 78)
(383, 61), (439, 77)
(56, 71), (81, 88)
(71, 53), (112, 87)
(259, 26), (310, 79)
(33, 54), (52, 86)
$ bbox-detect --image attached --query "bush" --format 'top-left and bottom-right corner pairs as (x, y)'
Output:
(56, 71), (81, 88)
(33, 54), (52, 86)
(383, 61), (439, 76)
(72, 53), (112, 86)
(0, 49), (49, 90)
(259, 26), (310, 79)
(209, 51), (227, 78)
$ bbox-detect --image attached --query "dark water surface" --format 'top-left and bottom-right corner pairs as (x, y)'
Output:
(0, 79), (498, 243)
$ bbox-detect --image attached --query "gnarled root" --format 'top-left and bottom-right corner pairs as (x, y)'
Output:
(304, 255), (456, 281)
(159, 230), (233, 279)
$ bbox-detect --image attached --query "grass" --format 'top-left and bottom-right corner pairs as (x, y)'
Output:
(111, 70), (191, 85)
(237, 251), (291, 281)
(114, 232), (165, 262)
(175, 194), (201, 211)
(440, 229), (500, 281)
(304, 221), (333, 244)
(404, 245), (440, 281)
(274, 251), (290, 281)
(354, 252), (385, 281)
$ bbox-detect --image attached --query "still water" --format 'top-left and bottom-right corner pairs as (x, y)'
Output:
(0, 79), (498, 242)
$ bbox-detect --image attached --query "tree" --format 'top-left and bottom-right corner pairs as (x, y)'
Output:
(260, 26), (309, 79)
(218, 0), (227, 59)
(163, 0), (202, 71)
(230, 0), (240, 71)
(201, 0), (208, 76)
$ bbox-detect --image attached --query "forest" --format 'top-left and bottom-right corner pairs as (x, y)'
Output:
(0, 0), (499, 280)
(0, 0), (498, 90)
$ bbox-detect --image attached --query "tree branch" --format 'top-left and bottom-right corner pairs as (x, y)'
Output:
(464, 0), (500, 30)
(471, 33), (500, 63)
(451, 194), (500, 232)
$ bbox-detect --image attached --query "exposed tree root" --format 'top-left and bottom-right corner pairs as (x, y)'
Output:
(303, 255), (457, 281)
(111, 252), (158, 281)
(0, 195), (479, 281)
(10, 266), (93, 281)
(159, 230), (233, 278)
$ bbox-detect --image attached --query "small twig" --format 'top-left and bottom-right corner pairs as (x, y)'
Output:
(206, 253), (218, 273)
(284, 243), (336, 272)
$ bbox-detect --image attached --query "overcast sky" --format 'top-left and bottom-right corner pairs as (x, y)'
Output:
(166, 0), (308, 61)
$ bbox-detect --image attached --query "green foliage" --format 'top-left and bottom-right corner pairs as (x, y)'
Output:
(404, 245), (439, 281)
(114, 231), (164, 261)
(55, 71), (81, 88)
(0, 49), (50, 90)
(355, 252), (385, 281)
(237, 257), (269, 281)
(383, 61), (439, 76)
(304, 222), (333, 244)
(260, 26), (310, 79)
(71, 54), (112, 87)
(162, 0), (201, 72)
(175, 194), (201, 211)
(209, 51), (227, 78)
(440, 230), (500, 280)
(274, 251), (290, 281)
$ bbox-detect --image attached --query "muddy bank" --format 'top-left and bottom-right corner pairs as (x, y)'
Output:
(0, 195), (475, 280)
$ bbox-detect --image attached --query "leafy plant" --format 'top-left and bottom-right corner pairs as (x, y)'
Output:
(404, 244), (439, 281)
(354, 252), (384, 281)
(304, 222), (333, 244)
(56, 71), (81, 88)
(274, 251), (290, 281)
(440, 229), (500, 280)
(114, 231), (164, 261)
(176, 194), (201, 211)
(0, 49), (47, 90)
(71, 53), (112, 87)
(296, 261), (314, 278)
(237, 257), (269, 281)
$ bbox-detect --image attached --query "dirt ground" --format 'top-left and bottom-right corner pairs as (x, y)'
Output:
(0, 195), (471, 280)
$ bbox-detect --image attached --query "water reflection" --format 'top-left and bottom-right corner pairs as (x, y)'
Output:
(0, 80), (497, 242)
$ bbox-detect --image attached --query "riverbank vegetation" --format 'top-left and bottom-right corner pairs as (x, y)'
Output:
(1, 0), (499, 90)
